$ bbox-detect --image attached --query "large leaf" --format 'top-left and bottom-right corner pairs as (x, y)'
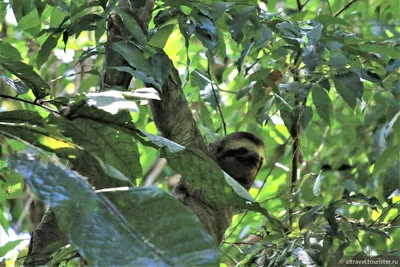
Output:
(230, 6), (256, 42)
(110, 42), (154, 77)
(0, 122), (78, 157)
(0, 74), (30, 94)
(0, 56), (50, 99)
(148, 24), (175, 49)
(49, 108), (142, 181)
(8, 152), (218, 266)
(118, 9), (147, 46)
(37, 31), (62, 69)
(312, 85), (334, 125)
(192, 13), (218, 54)
(0, 110), (128, 186)
(0, 40), (23, 60)
(0, 110), (45, 125)
(358, 42), (400, 58)
(314, 15), (349, 26)
(333, 72), (363, 109)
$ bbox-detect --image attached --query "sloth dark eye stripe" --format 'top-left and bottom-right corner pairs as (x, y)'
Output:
(220, 147), (249, 158)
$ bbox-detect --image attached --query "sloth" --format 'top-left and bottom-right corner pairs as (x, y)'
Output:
(208, 131), (265, 189)
(172, 131), (265, 244)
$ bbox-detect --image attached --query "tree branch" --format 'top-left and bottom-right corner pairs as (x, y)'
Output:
(207, 63), (227, 135)
(296, 0), (311, 12)
(0, 94), (60, 114)
(334, 0), (358, 17)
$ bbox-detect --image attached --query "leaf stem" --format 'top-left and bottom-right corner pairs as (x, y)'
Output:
(0, 94), (60, 114)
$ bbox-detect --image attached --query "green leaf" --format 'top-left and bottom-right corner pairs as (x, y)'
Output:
(299, 204), (324, 230)
(280, 104), (295, 137)
(358, 42), (400, 58)
(45, 0), (70, 13)
(148, 24), (175, 49)
(0, 40), (23, 60)
(302, 45), (319, 70)
(333, 72), (363, 109)
(37, 32), (62, 69)
(312, 85), (333, 125)
(329, 53), (348, 68)
(153, 7), (180, 26)
(386, 58), (400, 74)
(299, 106), (313, 130)
(51, 108), (142, 181)
(110, 42), (154, 77)
(0, 74), (29, 94)
(16, 8), (40, 30)
(224, 173), (255, 202)
(0, 2), (7, 22)
(308, 23), (323, 46)
(161, 146), (253, 209)
(68, 14), (103, 37)
(110, 66), (161, 89)
(211, 2), (234, 20)
(0, 167), (24, 199)
(0, 122), (79, 158)
(8, 152), (218, 266)
(230, 6), (255, 42)
(0, 110), (46, 126)
(0, 239), (25, 257)
(253, 25), (273, 51)
(373, 145), (400, 175)
(192, 13), (218, 54)
(70, 1), (102, 17)
(237, 40), (253, 73)
(0, 56), (50, 99)
(118, 9), (147, 46)
(314, 15), (349, 26)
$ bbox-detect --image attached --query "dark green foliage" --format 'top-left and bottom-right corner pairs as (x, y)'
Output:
(0, 0), (399, 266)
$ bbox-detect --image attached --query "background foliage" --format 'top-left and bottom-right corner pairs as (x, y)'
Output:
(0, 0), (399, 266)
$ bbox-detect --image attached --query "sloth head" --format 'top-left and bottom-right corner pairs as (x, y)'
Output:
(208, 132), (265, 189)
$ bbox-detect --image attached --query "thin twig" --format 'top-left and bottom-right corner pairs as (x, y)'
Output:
(207, 63), (227, 135)
(14, 194), (35, 232)
(334, 0), (358, 17)
(0, 94), (60, 114)
(296, 0), (311, 12)
(143, 158), (167, 187)
(369, 200), (400, 227)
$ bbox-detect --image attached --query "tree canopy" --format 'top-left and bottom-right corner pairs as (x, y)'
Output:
(0, 0), (399, 266)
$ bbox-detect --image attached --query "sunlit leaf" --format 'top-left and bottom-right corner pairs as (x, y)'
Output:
(0, 56), (50, 99)
(148, 24), (175, 49)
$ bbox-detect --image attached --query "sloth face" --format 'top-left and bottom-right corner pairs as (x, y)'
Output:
(209, 132), (265, 189)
